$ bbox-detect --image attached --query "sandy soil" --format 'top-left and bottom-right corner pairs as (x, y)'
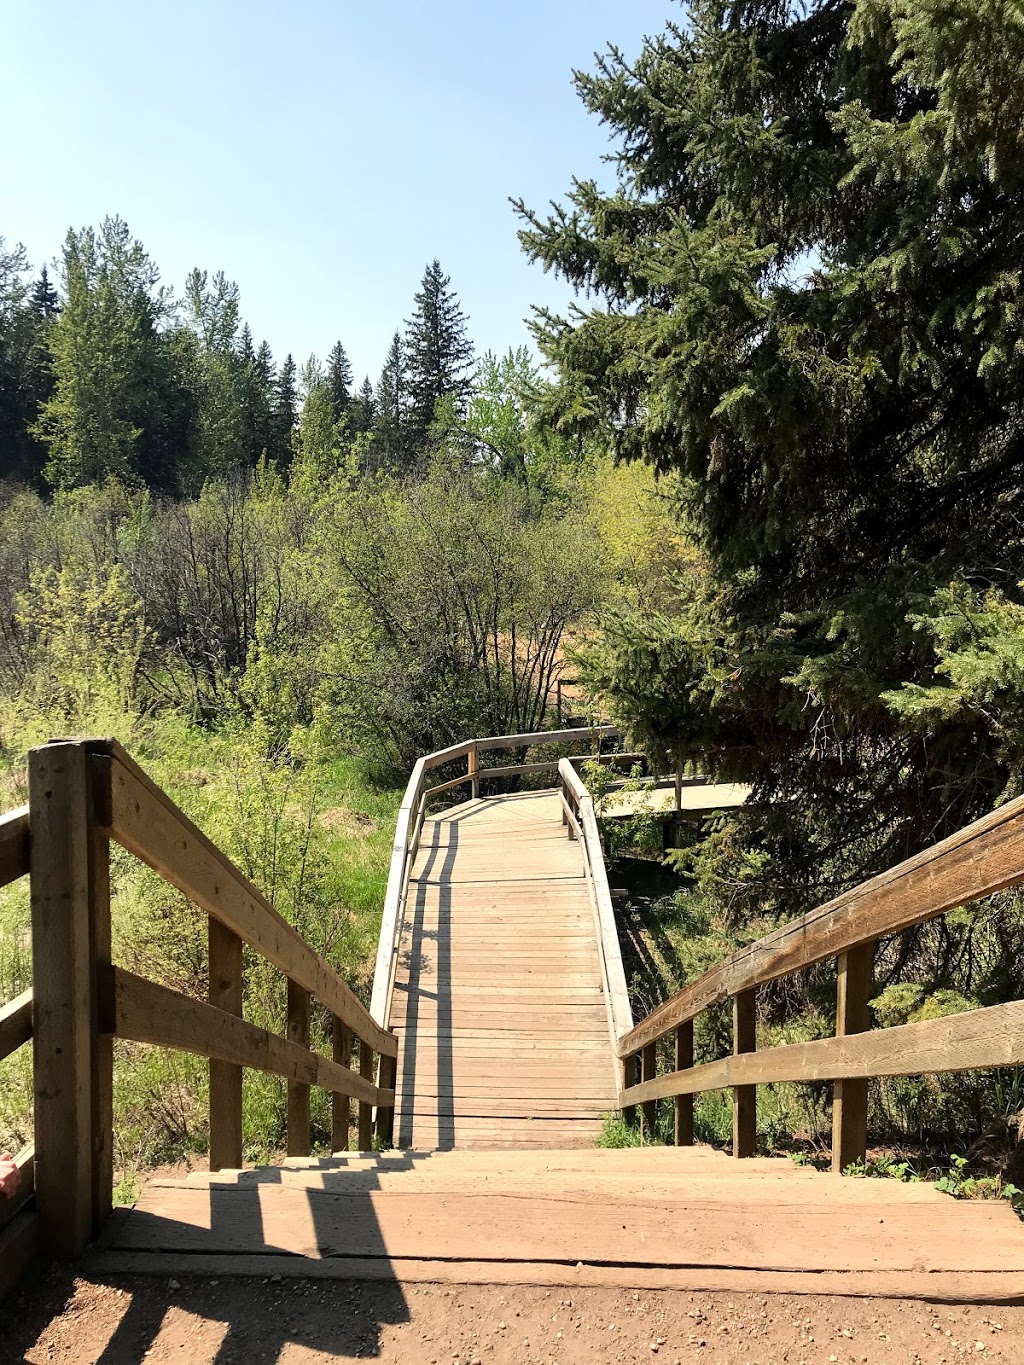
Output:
(2, 1269), (1022, 1364)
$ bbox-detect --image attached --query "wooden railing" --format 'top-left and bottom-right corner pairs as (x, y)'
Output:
(0, 807), (35, 1295)
(370, 725), (619, 1029)
(558, 760), (634, 1069)
(2, 738), (397, 1267)
(616, 788), (1024, 1170)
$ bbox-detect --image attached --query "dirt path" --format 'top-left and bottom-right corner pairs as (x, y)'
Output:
(3, 1269), (1022, 1363)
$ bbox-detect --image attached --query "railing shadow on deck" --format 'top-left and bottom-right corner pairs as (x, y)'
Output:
(395, 821), (458, 1149)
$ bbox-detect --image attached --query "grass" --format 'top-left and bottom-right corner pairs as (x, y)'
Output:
(0, 722), (403, 1178)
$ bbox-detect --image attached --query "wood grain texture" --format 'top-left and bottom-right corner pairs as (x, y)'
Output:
(392, 791), (620, 1149)
(0, 805), (29, 888)
(100, 750), (395, 1058)
(106, 968), (391, 1108)
(733, 989), (757, 1159)
(29, 742), (96, 1258)
(0, 989), (32, 1063)
(620, 997), (1024, 1105)
(286, 979), (311, 1157)
(619, 789), (1024, 1056)
(208, 919), (243, 1172)
(332, 1018), (352, 1154)
(832, 940), (874, 1174)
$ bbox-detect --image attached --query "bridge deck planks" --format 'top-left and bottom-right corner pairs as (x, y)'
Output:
(391, 791), (619, 1149)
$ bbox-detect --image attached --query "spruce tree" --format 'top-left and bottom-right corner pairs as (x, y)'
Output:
(30, 266), (59, 319)
(372, 332), (410, 473)
(272, 352), (298, 467)
(350, 376), (375, 435)
(326, 340), (353, 422)
(518, 0), (1024, 914)
(404, 260), (475, 451)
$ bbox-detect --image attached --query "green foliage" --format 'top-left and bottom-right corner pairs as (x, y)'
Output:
(520, 0), (1024, 917)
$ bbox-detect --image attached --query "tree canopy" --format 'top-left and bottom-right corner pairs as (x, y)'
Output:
(518, 0), (1024, 911)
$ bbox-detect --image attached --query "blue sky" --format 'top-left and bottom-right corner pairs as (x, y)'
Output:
(3, 0), (677, 385)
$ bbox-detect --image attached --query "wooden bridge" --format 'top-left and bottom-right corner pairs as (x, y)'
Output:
(2, 729), (1024, 1300)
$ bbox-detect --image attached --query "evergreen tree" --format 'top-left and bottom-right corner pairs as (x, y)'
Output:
(30, 266), (59, 320)
(518, 0), (1024, 914)
(404, 260), (474, 450)
(0, 239), (47, 485)
(326, 340), (353, 422)
(350, 376), (375, 435)
(34, 217), (192, 492)
(372, 332), (410, 473)
(272, 352), (298, 466)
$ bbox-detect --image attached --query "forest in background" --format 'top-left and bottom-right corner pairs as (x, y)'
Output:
(0, 221), (683, 1177)
(3, 0), (1024, 1187)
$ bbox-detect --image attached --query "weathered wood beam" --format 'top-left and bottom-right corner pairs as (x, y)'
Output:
(618, 791), (1024, 1057)
(98, 749), (396, 1058)
(104, 968), (391, 1109)
(620, 998), (1024, 1106)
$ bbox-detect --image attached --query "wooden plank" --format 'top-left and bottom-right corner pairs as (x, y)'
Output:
(619, 789), (1024, 1057)
(100, 751), (396, 1059)
(88, 763), (114, 1236)
(104, 1183), (1024, 1273)
(475, 725), (618, 752)
(29, 742), (96, 1259)
(733, 989), (757, 1159)
(332, 1018), (352, 1154)
(376, 1052), (397, 1146)
(0, 806), (29, 888)
(358, 1041), (373, 1151)
(674, 1021), (694, 1146)
(0, 989), (32, 1063)
(208, 919), (243, 1172)
(832, 940), (874, 1174)
(0, 1209), (38, 1301)
(286, 979), (311, 1157)
(621, 996), (1024, 1104)
(82, 1248), (1024, 1301)
(106, 968), (390, 1108)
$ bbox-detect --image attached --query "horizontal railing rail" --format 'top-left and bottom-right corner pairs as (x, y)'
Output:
(0, 809), (36, 1295)
(617, 789), (1024, 1169)
(15, 736), (399, 1265)
(369, 724), (619, 1031)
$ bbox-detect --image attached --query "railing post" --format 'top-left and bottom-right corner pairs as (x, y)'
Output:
(286, 979), (311, 1157)
(89, 749), (114, 1235)
(622, 1051), (639, 1127)
(332, 1016), (352, 1153)
(832, 940), (875, 1174)
(209, 919), (243, 1171)
(375, 1051), (397, 1147)
(358, 1040), (374, 1150)
(674, 1020), (694, 1146)
(733, 988), (757, 1158)
(30, 741), (109, 1256)
(469, 743), (479, 801)
(640, 1041), (658, 1138)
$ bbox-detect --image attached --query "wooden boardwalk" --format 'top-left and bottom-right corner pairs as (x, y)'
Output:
(388, 791), (619, 1149)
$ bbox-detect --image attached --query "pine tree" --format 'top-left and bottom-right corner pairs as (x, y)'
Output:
(372, 332), (410, 473)
(350, 376), (375, 435)
(272, 352), (298, 466)
(518, 0), (1024, 916)
(326, 340), (353, 422)
(404, 260), (475, 451)
(30, 266), (59, 319)
(34, 217), (192, 491)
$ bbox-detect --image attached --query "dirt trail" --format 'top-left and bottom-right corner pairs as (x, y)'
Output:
(3, 1269), (1022, 1364)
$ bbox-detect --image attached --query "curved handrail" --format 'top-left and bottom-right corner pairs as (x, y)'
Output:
(369, 724), (618, 1029)
(558, 759), (634, 1059)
